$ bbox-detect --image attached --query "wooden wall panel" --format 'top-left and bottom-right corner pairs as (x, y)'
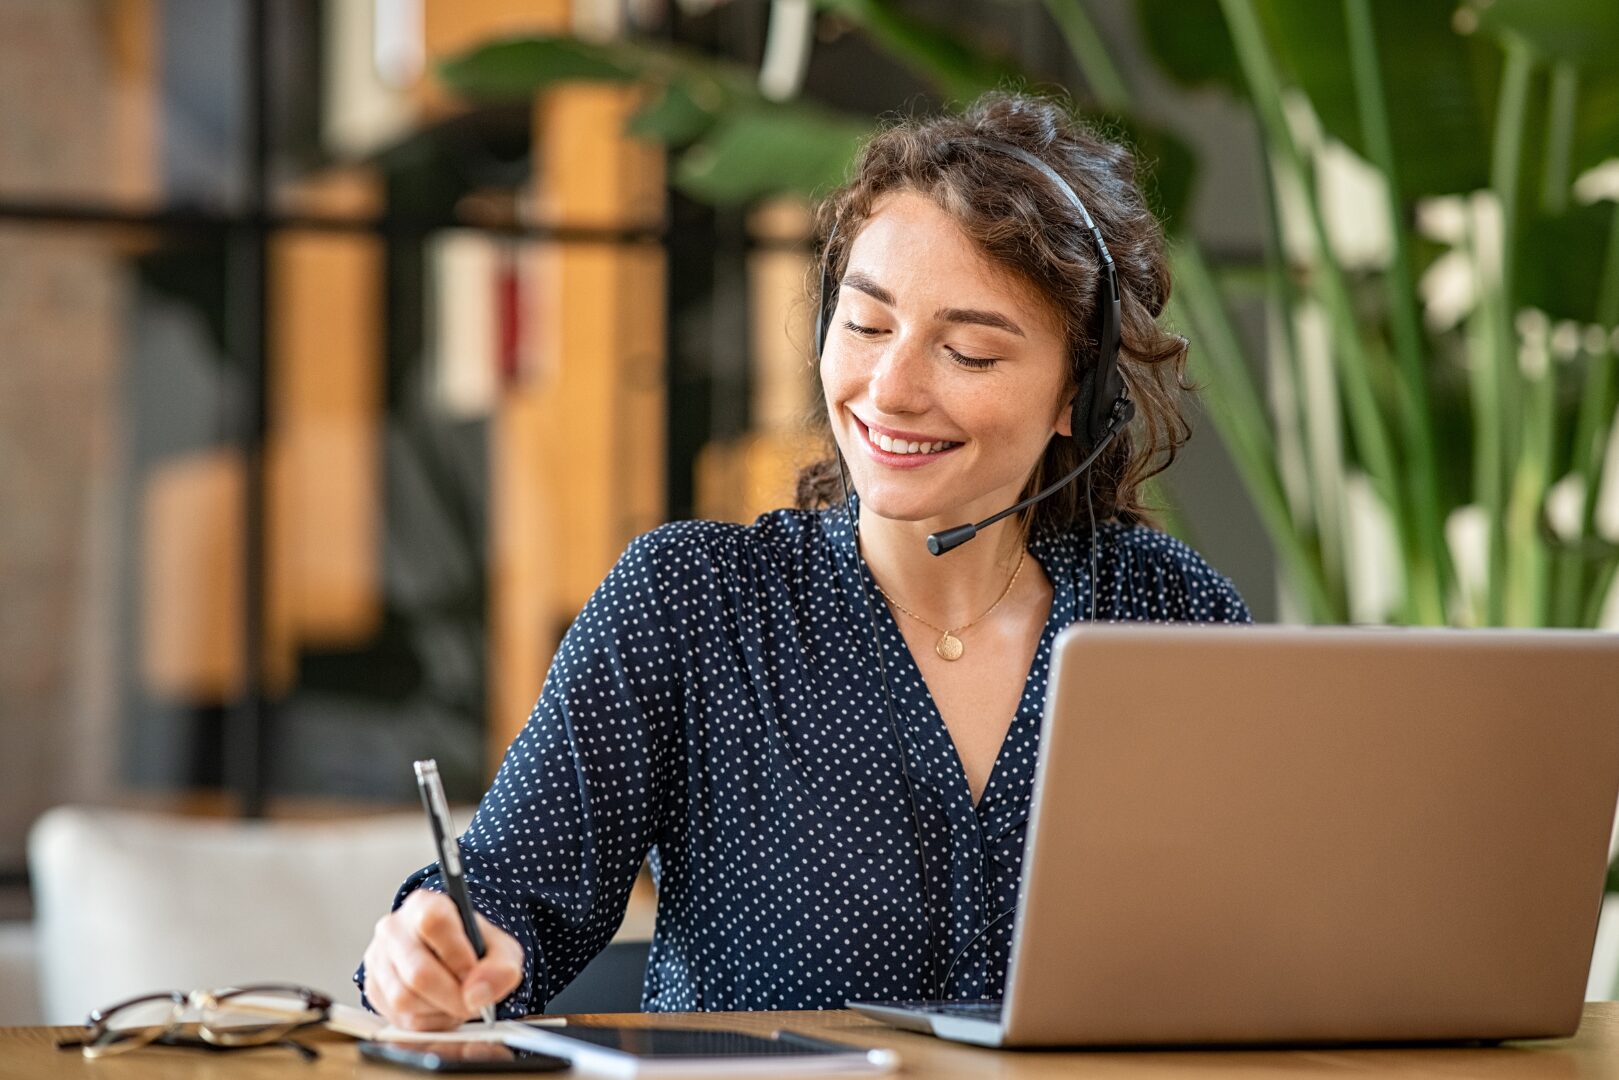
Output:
(268, 230), (384, 648)
(617, 244), (667, 545)
(530, 240), (668, 613)
(423, 0), (570, 55)
(488, 84), (666, 765)
(695, 431), (826, 525)
(550, 241), (625, 611)
(142, 201), (385, 704)
(105, 0), (158, 206)
(140, 445), (299, 701)
(489, 385), (559, 772)
(141, 451), (243, 701)
(697, 198), (824, 526)
(748, 247), (815, 432)
(415, 0), (570, 116)
(535, 86), (665, 229)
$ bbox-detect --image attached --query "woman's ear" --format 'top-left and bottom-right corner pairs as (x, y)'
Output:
(1054, 390), (1077, 438)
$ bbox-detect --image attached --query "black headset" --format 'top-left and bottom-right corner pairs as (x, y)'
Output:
(819, 138), (1135, 999)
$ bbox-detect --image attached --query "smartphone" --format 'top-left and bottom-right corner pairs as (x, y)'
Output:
(358, 1039), (570, 1073)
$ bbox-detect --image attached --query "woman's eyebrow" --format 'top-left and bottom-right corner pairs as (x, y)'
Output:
(841, 270), (1026, 337)
(936, 305), (1025, 337)
(841, 270), (896, 306)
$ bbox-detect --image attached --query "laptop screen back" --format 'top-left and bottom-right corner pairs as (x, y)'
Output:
(1005, 627), (1619, 1046)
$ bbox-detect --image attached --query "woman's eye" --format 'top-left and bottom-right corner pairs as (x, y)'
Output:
(841, 319), (997, 369)
(946, 346), (999, 370)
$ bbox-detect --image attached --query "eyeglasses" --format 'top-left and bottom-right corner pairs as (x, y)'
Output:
(57, 983), (332, 1060)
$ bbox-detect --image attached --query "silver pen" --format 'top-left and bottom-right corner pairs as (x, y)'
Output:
(413, 759), (498, 1026)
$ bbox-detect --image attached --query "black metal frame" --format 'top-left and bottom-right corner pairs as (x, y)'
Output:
(0, 200), (664, 243)
(0, 1), (805, 820)
(229, 0), (272, 818)
(0, 3), (652, 819)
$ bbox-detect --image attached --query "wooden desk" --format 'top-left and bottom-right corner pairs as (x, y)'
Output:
(5, 1004), (1617, 1079)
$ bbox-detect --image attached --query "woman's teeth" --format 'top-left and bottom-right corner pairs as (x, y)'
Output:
(868, 428), (958, 455)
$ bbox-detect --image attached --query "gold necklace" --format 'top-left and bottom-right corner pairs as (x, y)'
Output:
(872, 550), (1026, 662)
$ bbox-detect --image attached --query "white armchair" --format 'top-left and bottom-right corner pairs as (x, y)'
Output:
(28, 805), (435, 1025)
(0, 921), (42, 1024)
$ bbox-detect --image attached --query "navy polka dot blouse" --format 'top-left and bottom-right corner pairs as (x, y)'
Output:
(362, 505), (1249, 1015)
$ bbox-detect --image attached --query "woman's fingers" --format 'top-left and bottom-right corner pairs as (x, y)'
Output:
(401, 891), (480, 978)
(363, 936), (461, 1031)
(462, 915), (524, 1014)
(366, 892), (528, 1026)
(369, 905), (480, 1024)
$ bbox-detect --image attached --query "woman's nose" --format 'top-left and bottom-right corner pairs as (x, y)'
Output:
(866, 334), (931, 415)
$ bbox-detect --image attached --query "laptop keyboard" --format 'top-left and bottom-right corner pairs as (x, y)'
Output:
(894, 1000), (1005, 1021)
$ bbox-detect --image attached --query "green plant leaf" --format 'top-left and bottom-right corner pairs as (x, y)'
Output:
(673, 104), (869, 205)
(627, 81), (719, 148)
(436, 31), (874, 187)
(1466, 0), (1619, 70)
(1460, 3), (1619, 192)
(1099, 114), (1198, 235)
(1572, 70), (1619, 176)
(438, 35), (758, 107)
(437, 36), (640, 98)
(1137, 0), (1494, 199)
(1518, 200), (1619, 324)
(1301, 0), (1494, 197)
(1135, 0), (1242, 92)
(1279, 0), (1496, 199)
(816, 0), (1028, 102)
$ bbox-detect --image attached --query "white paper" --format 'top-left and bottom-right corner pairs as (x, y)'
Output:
(326, 1002), (565, 1042)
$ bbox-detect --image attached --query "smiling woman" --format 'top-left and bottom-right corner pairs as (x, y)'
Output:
(821, 190), (1079, 528)
(800, 91), (1194, 537)
(357, 90), (1249, 1029)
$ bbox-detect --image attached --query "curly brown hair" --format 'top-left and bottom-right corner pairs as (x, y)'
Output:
(795, 91), (1193, 537)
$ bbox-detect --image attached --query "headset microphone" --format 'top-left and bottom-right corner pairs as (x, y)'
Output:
(925, 396), (1133, 555)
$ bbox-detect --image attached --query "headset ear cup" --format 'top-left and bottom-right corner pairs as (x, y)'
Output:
(1071, 358), (1096, 450)
(1090, 290), (1125, 441)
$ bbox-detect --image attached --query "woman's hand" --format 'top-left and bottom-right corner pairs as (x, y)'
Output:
(362, 890), (525, 1030)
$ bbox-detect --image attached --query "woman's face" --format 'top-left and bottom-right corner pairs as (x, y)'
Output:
(821, 190), (1074, 532)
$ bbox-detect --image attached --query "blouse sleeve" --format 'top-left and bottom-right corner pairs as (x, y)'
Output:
(357, 529), (688, 1016)
(1105, 528), (1253, 624)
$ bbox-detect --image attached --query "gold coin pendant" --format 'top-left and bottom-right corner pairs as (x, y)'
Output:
(935, 632), (964, 661)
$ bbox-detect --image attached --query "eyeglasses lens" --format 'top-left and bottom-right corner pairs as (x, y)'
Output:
(202, 988), (324, 1045)
(87, 996), (185, 1056)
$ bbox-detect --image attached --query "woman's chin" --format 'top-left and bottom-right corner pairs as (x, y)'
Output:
(850, 487), (963, 528)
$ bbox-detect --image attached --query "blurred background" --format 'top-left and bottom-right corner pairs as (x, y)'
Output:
(1, 0), (1616, 1024)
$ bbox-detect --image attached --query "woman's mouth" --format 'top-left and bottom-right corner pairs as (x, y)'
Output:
(854, 416), (962, 466)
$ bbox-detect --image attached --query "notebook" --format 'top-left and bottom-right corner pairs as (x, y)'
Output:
(326, 1002), (563, 1042)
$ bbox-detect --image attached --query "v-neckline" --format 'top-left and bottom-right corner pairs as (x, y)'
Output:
(830, 513), (1080, 822)
(888, 553), (1056, 813)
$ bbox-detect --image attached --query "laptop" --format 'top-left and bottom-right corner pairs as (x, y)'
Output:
(850, 626), (1619, 1047)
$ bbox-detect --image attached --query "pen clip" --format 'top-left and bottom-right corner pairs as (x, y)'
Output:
(413, 759), (463, 876)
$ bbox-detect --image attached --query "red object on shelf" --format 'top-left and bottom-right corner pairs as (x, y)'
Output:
(496, 247), (523, 388)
